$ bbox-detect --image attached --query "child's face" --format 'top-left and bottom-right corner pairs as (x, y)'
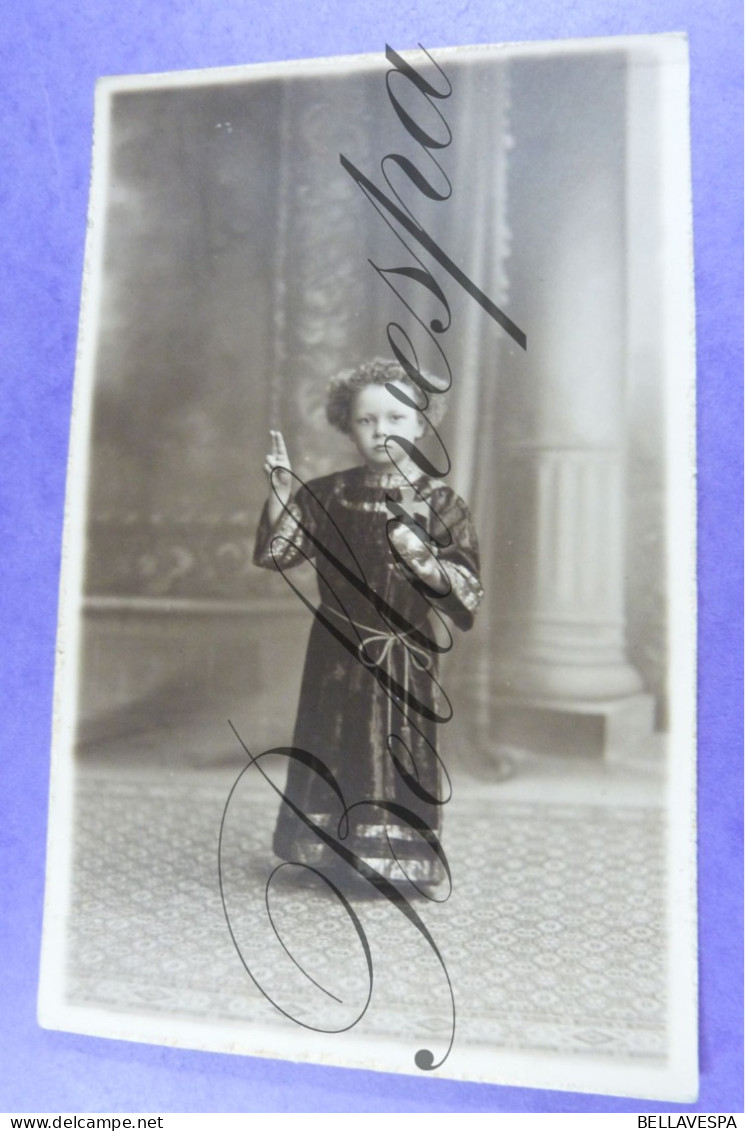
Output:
(349, 381), (425, 468)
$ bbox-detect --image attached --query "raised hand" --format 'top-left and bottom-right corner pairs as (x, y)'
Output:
(264, 429), (293, 521)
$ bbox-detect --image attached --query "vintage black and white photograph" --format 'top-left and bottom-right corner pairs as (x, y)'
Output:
(39, 36), (698, 1100)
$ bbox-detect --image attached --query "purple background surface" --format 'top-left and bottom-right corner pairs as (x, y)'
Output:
(1, 0), (742, 1115)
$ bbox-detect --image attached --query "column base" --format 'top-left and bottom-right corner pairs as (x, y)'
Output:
(488, 692), (657, 765)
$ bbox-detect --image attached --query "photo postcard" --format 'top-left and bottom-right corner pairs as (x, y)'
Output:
(38, 35), (698, 1102)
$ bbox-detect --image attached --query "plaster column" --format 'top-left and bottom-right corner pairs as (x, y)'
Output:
(485, 54), (655, 762)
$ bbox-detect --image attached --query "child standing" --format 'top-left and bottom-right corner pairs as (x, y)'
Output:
(254, 359), (482, 889)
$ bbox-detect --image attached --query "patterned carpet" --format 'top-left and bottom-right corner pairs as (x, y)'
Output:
(65, 764), (666, 1066)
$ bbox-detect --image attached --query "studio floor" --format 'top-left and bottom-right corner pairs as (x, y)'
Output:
(55, 713), (668, 1078)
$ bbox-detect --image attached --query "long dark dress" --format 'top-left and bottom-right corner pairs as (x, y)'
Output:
(253, 465), (482, 886)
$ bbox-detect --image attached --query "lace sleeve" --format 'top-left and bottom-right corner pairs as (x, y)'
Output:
(253, 495), (316, 572)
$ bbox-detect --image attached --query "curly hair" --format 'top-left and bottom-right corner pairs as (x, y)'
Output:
(325, 358), (448, 435)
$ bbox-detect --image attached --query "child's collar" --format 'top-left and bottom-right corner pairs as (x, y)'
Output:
(361, 464), (426, 490)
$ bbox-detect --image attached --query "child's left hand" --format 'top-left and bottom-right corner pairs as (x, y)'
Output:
(389, 522), (439, 583)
